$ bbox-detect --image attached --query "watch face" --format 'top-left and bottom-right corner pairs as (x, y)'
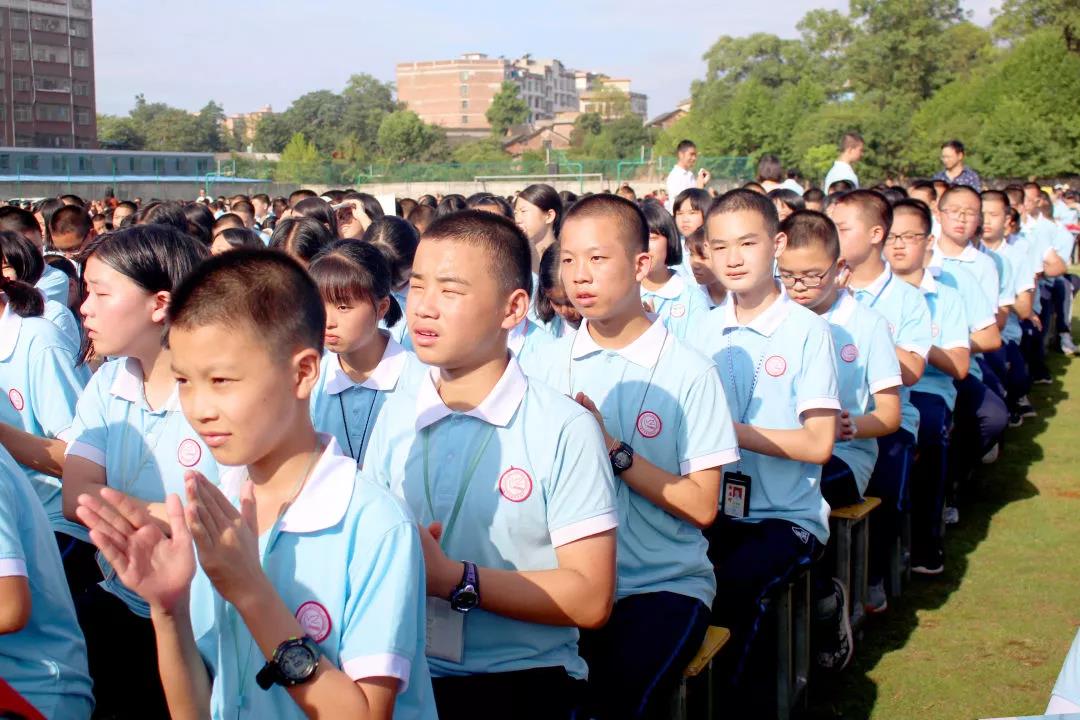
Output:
(452, 588), (479, 611)
(613, 449), (632, 470)
(280, 645), (317, 680)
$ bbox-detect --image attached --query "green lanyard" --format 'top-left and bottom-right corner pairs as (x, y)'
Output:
(422, 422), (497, 548)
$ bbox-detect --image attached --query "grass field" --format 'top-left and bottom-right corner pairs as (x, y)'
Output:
(803, 308), (1080, 720)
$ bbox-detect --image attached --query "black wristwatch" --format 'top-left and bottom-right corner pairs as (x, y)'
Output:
(610, 441), (634, 475)
(256, 636), (321, 690)
(449, 561), (480, 613)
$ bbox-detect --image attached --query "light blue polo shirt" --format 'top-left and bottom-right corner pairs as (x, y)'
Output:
(42, 299), (81, 351)
(688, 291), (840, 543)
(310, 335), (426, 467)
(930, 243), (1001, 311)
(640, 272), (710, 342)
(190, 437), (436, 720)
(34, 263), (69, 305)
(1049, 221), (1077, 266)
(65, 357), (221, 617)
(823, 291), (902, 494)
(508, 317), (556, 367)
(927, 255), (996, 382)
(983, 238), (1032, 345)
(0, 445), (93, 720)
(525, 317), (738, 607)
(362, 357), (619, 679)
(850, 266), (932, 437)
(1052, 628), (1080, 710)
(0, 303), (87, 538)
(911, 272), (970, 409)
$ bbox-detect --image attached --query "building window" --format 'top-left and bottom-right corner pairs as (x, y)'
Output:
(73, 48), (89, 67)
(22, 151), (37, 165)
(52, 156), (65, 172)
(459, 84), (468, 97)
(12, 43), (29, 61)
(12, 76), (30, 92)
(35, 76), (71, 92)
(11, 12), (27, 30)
(459, 71), (470, 82)
(0, 155), (8, 171)
(462, 115), (469, 124)
(74, 80), (90, 96)
(13, 104), (32, 123)
(32, 44), (69, 64)
(35, 103), (71, 121)
(76, 108), (90, 125)
(31, 14), (67, 33)
(69, 19), (89, 37)
(461, 99), (469, 110)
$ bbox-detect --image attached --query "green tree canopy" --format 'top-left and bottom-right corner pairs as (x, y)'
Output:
(486, 81), (530, 137)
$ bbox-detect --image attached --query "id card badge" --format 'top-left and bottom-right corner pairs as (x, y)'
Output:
(722, 471), (752, 519)
(425, 597), (464, 663)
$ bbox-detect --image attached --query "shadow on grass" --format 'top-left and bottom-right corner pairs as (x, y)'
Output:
(798, 344), (1073, 720)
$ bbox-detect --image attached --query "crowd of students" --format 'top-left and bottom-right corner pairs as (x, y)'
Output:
(0, 135), (1077, 719)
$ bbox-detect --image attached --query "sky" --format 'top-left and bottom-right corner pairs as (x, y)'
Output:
(94, 0), (999, 121)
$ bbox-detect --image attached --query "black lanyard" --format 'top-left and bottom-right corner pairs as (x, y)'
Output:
(338, 389), (378, 462)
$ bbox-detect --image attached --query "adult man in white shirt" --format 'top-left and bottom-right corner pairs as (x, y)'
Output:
(823, 131), (864, 192)
(665, 140), (710, 211)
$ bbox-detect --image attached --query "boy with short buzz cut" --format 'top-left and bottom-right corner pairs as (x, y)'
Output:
(76, 249), (436, 720)
(361, 210), (619, 720)
(690, 189), (840, 710)
(48, 205), (93, 259)
(524, 194), (739, 718)
(827, 189), (932, 612)
(885, 199), (971, 574)
(777, 209), (902, 670)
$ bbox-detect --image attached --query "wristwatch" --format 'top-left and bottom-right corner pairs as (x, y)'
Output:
(449, 561), (481, 613)
(256, 636), (321, 690)
(610, 441), (634, 475)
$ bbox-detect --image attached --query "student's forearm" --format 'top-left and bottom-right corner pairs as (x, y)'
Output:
(928, 346), (969, 380)
(895, 348), (926, 386)
(1044, 253), (1066, 277)
(233, 574), (387, 718)
(1014, 291), (1034, 321)
(853, 394), (901, 439)
(428, 531), (617, 630)
(0, 577), (31, 634)
(970, 325), (1002, 354)
(0, 423), (65, 478)
(735, 421), (836, 465)
(63, 468), (166, 528)
(150, 596), (212, 720)
(617, 456), (719, 529)
(996, 307), (1009, 330)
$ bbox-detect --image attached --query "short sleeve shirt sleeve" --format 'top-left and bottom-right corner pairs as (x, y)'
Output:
(29, 342), (84, 442)
(865, 315), (903, 394)
(0, 478), (26, 577)
(545, 412), (618, 546)
(677, 366), (739, 474)
(935, 288), (970, 350)
(795, 324), (841, 418)
(64, 366), (110, 466)
(897, 291), (933, 358)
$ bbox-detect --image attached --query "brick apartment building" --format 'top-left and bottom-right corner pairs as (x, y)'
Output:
(0, 0), (97, 149)
(396, 52), (647, 137)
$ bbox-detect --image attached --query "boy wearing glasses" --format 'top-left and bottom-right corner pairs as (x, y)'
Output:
(827, 191), (932, 614)
(777, 210), (902, 670)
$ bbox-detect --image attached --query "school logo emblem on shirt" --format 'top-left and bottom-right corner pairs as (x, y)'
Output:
(295, 601), (332, 642)
(177, 438), (202, 467)
(7, 388), (24, 412)
(765, 355), (787, 377)
(932, 323), (940, 338)
(840, 344), (859, 363)
(499, 467), (533, 502)
(636, 411), (663, 438)
(669, 303), (686, 318)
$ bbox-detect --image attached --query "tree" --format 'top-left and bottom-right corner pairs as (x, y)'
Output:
(452, 138), (510, 164)
(377, 110), (449, 163)
(193, 101), (226, 153)
(97, 114), (143, 150)
(992, 0), (1080, 53)
(571, 112), (603, 148)
(275, 133), (323, 183)
(486, 81), (530, 137)
(604, 116), (652, 158)
(253, 112), (293, 153)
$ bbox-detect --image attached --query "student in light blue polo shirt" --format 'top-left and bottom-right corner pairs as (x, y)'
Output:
(778, 210), (901, 671)
(828, 190), (931, 612)
(639, 200), (710, 341)
(364, 216), (421, 352)
(363, 210), (618, 720)
(533, 243), (582, 339)
(690, 190), (840, 712)
(308, 241), (427, 466)
(59, 226), (216, 718)
(672, 188), (712, 282)
(886, 200), (972, 575)
(525, 194), (738, 718)
(77, 250), (435, 720)
(0, 205), (69, 305)
(1049, 628), (1080, 713)
(0, 445), (92, 720)
(0, 231), (82, 351)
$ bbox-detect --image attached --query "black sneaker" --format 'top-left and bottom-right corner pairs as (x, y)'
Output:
(815, 578), (854, 672)
(1017, 396), (1037, 418)
(912, 548), (944, 575)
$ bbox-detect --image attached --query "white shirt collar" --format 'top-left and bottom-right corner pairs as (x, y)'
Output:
(717, 287), (792, 337)
(508, 318), (528, 356)
(826, 290), (858, 325)
(0, 301), (21, 361)
(852, 265), (893, 295)
(221, 435), (355, 534)
(571, 316), (669, 368)
(644, 273), (686, 300)
(931, 242), (978, 267)
(415, 357), (527, 431)
(919, 270), (938, 295)
(323, 335), (407, 395)
(109, 357), (181, 412)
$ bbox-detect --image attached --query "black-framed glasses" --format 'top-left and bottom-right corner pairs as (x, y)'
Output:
(777, 273), (827, 288)
(885, 232), (928, 246)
